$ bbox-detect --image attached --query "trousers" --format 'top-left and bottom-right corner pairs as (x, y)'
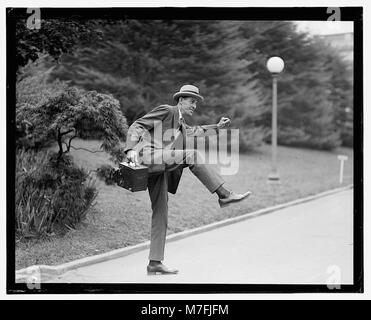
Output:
(147, 149), (224, 261)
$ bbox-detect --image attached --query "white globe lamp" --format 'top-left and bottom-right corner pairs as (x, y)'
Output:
(266, 56), (285, 74)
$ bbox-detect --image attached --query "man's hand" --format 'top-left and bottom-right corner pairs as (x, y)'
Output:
(217, 117), (231, 129)
(126, 150), (139, 165)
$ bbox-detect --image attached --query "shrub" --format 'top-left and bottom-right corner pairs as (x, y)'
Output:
(237, 126), (267, 153)
(16, 148), (98, 239)
(276, 126), (341, 151)
(96, 164), (117, 185)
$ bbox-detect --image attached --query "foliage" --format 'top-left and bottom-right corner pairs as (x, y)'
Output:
(50, 20), (353, 151)
(16, 56), (69, 106)
(14, 40), (129, 240)
(319, 39), (353, 148)
(15, 18), (103, 70)
(237, 126), (267, 152)
(96, 164), (117, 185)
(18, 19), (353, 152)
(51, 20), (268, 148)
(16, 86), (128, 163)
(276, 80), (342, 150)
(16, 148), (98, 239)
(238, 21), (348, 150)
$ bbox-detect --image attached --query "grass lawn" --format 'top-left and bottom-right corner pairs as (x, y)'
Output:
(15, 139), (354, 270)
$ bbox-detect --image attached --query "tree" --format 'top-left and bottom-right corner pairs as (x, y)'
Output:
(16, 86), (128, 164)
(316, 38), (353, 147)
(50, 19), (351, 151)
(15, 18), (103, 71)
(51, 19), (267, 150)
(239, 21), (345, 149)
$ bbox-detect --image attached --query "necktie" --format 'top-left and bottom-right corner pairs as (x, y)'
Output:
(176, 117), (186, 149)
(178, 117), (185, 131)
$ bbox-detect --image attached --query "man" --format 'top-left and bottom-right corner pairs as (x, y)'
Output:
(125, 84), (251, 275)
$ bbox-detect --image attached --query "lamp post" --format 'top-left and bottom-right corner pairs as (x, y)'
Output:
(266, 56), (284, 181)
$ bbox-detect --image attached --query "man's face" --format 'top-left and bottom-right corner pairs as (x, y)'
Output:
(179, 97), (198, 116)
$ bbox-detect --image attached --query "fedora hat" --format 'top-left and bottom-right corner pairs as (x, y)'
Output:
(173, 84), (204, 102)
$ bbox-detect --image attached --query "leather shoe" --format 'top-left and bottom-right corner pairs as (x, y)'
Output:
(218, 191), (251, 208)
(147, 263), (179, 275)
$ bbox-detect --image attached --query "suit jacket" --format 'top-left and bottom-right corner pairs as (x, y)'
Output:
(124, 104), (218, 194)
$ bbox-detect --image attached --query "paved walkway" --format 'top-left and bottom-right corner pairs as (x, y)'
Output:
(48, 190), (353, 284)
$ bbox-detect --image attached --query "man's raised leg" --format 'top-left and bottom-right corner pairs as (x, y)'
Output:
(162, 149), (251, 207)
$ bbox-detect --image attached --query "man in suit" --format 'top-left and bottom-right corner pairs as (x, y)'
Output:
(125, 85), (251, 275)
